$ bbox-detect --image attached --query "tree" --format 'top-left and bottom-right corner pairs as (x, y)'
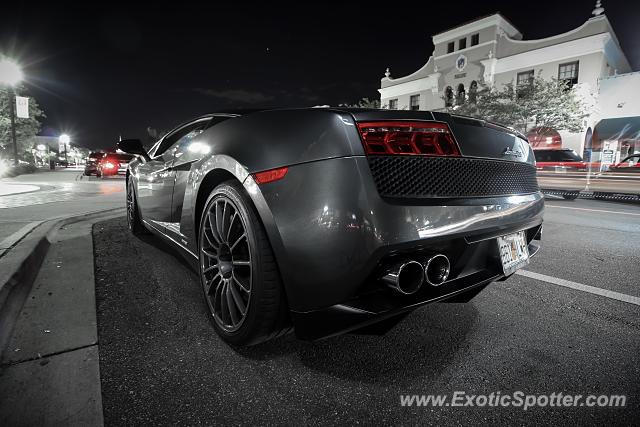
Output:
(449, 73), (589, 135)
(0, 85), (45, 159)
(340, 97), (386, 109)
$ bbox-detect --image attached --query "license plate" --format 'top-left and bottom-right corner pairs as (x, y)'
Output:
(497, 231), (529, 275)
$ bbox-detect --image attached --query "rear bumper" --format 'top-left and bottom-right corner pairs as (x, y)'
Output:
(248, 156), (544, 312)
(292, 239), (540, 340)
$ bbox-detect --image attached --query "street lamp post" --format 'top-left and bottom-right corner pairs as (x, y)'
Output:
(59, 134), (70, 167)
(8, 87), (18, 166)
(0, 58), (24, 167)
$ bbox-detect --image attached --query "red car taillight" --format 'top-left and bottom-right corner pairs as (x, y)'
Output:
(357, 121), (460, 156)
(103, 161), (117, 170)
(253, 166), (288, 184)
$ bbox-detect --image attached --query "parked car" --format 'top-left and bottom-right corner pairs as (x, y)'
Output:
(607, 154), (640, 173)
(84, 152), (105, 176)
(96, 153), (134, 178)
(533, 148), (591, 172)
(118, 109), (543, 346)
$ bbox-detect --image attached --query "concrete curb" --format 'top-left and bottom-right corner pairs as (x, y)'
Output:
(0, 207), (125, 355)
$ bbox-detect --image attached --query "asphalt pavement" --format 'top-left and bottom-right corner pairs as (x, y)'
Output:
(93, 198), (640, 425)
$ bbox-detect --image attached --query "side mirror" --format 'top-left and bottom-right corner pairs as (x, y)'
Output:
(117, 139), (151, 162)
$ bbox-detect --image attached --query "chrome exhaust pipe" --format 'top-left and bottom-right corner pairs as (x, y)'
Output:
(424, 254), (450, 286)
(382, 260), (425, 295)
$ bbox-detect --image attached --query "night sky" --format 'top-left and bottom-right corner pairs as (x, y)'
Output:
(1, 1), (638, 149)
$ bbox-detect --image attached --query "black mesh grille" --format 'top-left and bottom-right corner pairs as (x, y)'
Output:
(368, 156), (539, 199)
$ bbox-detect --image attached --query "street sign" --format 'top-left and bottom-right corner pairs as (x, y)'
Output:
(15, 96), (29, 118)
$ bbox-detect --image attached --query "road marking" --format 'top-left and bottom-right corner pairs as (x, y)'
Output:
(545, 204), (640, 217)
(516, 269), (640, 307)
(0, 183), (40, 196)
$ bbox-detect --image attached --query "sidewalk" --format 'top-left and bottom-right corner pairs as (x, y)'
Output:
(0, 210), (125, 426)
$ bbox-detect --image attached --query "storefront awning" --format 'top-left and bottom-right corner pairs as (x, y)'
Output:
(593, 116), (640, 142)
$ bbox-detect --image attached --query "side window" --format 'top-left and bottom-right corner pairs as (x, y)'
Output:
(154, 121), (207, 157)
(174, 116), (231, 155)
(173, 126), (207, 154)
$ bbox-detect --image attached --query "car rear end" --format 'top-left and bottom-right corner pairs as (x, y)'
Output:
(84, 152), (104, 175)
(245, 109), (543, 340)
(100, 153), (133, 177)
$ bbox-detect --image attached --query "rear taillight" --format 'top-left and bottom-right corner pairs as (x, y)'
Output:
(357, 121), (460, 156)
(253, 166), (288, 184)
(103, 162), (117, 170)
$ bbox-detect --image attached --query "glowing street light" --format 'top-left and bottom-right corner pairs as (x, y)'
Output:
(0, 58), (24, 166)
(0, 59), (23, 86)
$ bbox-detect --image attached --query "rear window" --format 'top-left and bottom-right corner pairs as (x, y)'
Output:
(534, 150), (582, 162)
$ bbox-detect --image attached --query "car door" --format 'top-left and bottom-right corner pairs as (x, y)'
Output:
(168, 116), (233, 243)
(136, 120), (207, 230)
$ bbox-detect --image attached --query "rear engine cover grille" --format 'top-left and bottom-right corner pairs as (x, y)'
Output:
(368, 156), (539, 198)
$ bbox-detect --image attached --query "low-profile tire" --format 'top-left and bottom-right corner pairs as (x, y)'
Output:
(126, 178), (147, 235)
(198, 180), (290, 346)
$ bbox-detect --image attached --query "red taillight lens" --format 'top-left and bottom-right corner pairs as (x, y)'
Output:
(357, 121), (460, 156)
(253, 167), (288, 184)
(103, 161), (117, 169)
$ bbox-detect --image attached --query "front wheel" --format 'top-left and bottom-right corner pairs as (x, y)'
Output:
(198, 181), (290, 346)
(126, 179), (147, 235)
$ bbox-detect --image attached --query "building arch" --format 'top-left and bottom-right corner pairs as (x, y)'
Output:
(444, 86), (454, 107)
(457, 84), (466, 105)
(469, 80), (478, 103)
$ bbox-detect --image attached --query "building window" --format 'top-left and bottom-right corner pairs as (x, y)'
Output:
(471, 33), (479, 46)
(516, 70), (534, 97)
(388, 99), (398, 110)
(456, 84), (465, 105)
(558, 61), (579, 88)
(458, 37), (466, 50)
(447, 42), (454, 54)
(410, 95), (420, 110)
(517, 70), (534, 87)
(469, 80), (478, 103)
(444, 86), (453, 107)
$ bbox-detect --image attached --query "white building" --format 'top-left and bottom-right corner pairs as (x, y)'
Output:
(379, 2), (639, 162)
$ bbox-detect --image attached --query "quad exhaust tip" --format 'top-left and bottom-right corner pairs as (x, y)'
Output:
(424, 254), (450, 286)
(382, 260), (425, 295)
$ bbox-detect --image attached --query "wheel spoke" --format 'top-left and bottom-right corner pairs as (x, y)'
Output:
(220, 201), (228, 243)
(203, 264), (218, 274)
(226, 212), (237, 241)
(219, 281), (228, 323)
(207, 213), (222, 245)
(229, 281), (247, 315)
(215, 201), (224, 241)
(226, 284), (239, 325)
(202, 248), (217, 259)
(205, 272), (221, 294)
(232, 274), (250, 293)
(230, 233), (246, 251)
(203, 228), (218, 249)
